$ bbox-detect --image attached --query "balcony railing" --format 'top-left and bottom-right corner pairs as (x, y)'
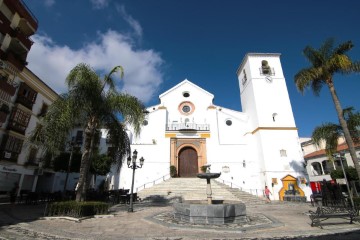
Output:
(259, 67), (275, 76)
(166, 123), (210, 131)
(4, 0), (38, 30)
(15, 95), (33, 110)
(7, 120), (27, 134)
(0, 78), (17, 96)
(10, 28), (33, 50)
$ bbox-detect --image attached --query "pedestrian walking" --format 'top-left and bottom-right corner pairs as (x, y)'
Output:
(265, 185), (272, 203)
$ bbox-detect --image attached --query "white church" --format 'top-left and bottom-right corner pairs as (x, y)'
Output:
(109, 53), (312, 201)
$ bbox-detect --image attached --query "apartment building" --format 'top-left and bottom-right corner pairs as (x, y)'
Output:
(0, 0), (59, 195)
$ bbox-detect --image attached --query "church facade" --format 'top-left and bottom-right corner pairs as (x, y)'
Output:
(110, 53), (311, 201)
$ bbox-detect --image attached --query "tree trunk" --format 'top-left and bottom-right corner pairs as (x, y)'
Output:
(75, 119), (97, 201)
(327, 81), (360, 179)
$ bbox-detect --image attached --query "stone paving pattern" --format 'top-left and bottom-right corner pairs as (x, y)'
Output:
(1, 201), (360, 239)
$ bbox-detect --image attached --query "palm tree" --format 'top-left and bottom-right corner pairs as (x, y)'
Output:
(312, 107), (360, 157)
(31, 63), (145, 201)
(295, 38), (360, 178)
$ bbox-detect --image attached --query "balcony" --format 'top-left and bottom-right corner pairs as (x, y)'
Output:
(5, 50), (27, 71)
(7, 119), (27, 135)
(9, 28), (33, 50)
(259, 67), (275, 76)
(15, 95), (33, 110)
(166, 123), (210, 131)
(0, 12), (12, 32)
(4, 0), (38, 34)
(8, 35), (30, 56)
(0, 78), (17, 96)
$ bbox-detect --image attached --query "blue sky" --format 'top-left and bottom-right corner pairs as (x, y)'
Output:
(25, 0), (360, 137)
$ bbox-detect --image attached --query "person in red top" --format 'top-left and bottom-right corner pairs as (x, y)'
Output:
(265, 186), (271, 203)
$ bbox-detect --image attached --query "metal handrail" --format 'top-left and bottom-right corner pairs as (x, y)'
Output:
(215, 178), (264, 197)
(136, 173), (171, 192)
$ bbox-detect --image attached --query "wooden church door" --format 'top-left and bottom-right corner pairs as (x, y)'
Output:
(178, 147), (198, 177)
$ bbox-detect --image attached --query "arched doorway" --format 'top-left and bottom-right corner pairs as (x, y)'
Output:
(178, 147), (198, 177)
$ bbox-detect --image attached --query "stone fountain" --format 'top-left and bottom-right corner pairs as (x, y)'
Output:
(173, 165), (247, 225)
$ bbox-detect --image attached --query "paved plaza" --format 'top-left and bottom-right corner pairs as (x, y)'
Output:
(1, 201), (360, 239)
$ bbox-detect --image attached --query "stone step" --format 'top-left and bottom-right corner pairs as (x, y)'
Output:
(137, 178), (266, 205)
(213, 181), (266, 205)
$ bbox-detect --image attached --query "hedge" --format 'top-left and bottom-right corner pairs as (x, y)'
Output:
(45, 201), (109, 218)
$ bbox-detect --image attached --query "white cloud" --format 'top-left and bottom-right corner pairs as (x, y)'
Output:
(44, 0), (55, 7)
(27, 31), (164, 103)
(116, 5), (143, 39)
(90, 0), (110, 9)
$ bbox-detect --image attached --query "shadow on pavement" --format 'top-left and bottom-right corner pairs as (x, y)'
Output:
(0, 203), (46, 227)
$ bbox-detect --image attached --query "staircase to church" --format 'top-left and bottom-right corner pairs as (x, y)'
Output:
(214, 181), (267, 205)
(137, 178), (266, 205)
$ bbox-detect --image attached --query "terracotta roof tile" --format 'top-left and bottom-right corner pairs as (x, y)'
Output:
(304, 142), (360, 159)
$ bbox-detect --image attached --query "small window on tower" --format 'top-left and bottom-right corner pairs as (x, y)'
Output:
(280, 149), (287, 157)
(242, 69), (247, 85)
(272, 113), (277, 122)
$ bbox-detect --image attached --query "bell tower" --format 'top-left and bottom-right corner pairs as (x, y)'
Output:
(236, 53), (306, 200)
(237, 53), (296, 130)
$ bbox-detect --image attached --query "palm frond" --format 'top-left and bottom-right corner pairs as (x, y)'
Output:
(328, 54), (352, 74)
(349, 61), (360, 73)
(319, 38), (335, 60)
(27, 98), (75, 154)
(312, 123), (342, 150)
(346, 111), (360, 143)
(66, 63), (101, 90)
(333, 40), (353, 55)
(104, 114), (131, 170)
(303, 46), (324, 67)
(294, 68), (324, 95)
(103, 65), (124, 91)
(110, 93), (145, 136)
(343, 107), (355, 119)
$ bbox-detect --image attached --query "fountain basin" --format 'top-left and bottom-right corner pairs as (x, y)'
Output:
(173, 200), (247, 225)
(197, 172), (221, 179)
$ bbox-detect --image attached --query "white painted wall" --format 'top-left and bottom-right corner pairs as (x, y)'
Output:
(109, 54), (312, 201)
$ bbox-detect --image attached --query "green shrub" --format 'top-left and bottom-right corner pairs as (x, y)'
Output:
(200, 165), (208, 173)
(170, 165), (177, 177)
(330, 167), (359, 181)
(353, 197), (360, 207)
(46, 201), (109, 218)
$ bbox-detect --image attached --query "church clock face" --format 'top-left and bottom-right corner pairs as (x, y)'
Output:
(265, 76), (273, 83)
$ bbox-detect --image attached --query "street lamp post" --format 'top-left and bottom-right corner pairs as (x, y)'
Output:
(127, 149), (144, 212)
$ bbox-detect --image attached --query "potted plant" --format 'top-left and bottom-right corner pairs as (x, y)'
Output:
(200, 165), (208, 173)
(170, 165), (177, 177)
